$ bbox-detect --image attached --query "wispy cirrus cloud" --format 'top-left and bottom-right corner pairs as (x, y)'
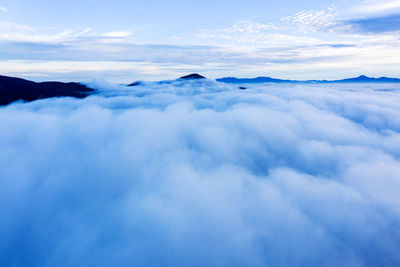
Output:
(282, 8), (345, 32)
(196, 20), (324, 46)
(0, 23), (134, 44)
(196, 20), (280, 42)
(101, 31), (132, 38)
(284, 4), (400, 35)
(352, 0), (400, 15)
(0, 21), (35, 33)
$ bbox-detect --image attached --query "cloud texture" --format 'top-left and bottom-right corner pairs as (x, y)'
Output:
(1, 80), (400, 266)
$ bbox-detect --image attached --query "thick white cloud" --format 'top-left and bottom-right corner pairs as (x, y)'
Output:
(1, 80), (400, 266)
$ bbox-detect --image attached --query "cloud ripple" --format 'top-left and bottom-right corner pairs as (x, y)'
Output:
(1, 81), (400, 266)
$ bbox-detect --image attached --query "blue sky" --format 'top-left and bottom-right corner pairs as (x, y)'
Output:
(1, 0), (400, 81)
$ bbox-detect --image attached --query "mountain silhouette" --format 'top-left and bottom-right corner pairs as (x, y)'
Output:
(0, 75), (94, 106)
(216, 75), (400, 84)
(127, 81), (143, 87)
(179, 74), (206, 80)
(331, 75), (400, 83)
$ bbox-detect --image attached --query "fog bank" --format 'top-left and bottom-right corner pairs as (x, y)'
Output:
(1, 81), (400, 266)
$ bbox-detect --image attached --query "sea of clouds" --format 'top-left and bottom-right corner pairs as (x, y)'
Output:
(1, 80), (400, 266)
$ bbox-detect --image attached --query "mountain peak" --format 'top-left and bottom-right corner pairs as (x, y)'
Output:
(179, 74), (206, 80)
(127, 81), (143, 87)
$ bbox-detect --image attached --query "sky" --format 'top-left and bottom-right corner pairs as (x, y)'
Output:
(0, 0), (400, 81)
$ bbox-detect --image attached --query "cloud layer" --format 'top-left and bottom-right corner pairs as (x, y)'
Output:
(1, 80), (400, 266)
(2, 0), (400, 81)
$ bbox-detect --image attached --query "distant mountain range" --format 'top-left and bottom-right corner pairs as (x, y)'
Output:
(1, 73), (400, 106)
(128, 74), (400, 87)
(216, 75), (400, 84)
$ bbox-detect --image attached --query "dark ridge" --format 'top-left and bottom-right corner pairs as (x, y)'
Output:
(0, 75), (94, 106)
(179, 73), (206, 80)
(216, 75), (400, 84)
(331, 75), (400, 83)
(127, 81), (143, 87)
